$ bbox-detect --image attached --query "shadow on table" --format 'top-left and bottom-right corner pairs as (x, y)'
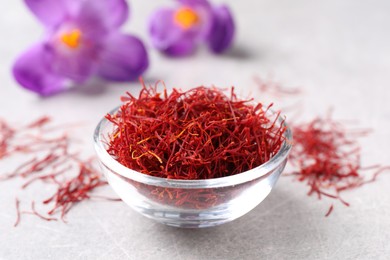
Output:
(153, 188), (317, 259)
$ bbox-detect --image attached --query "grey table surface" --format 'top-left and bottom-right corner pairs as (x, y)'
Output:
(1, 0), (390, 259)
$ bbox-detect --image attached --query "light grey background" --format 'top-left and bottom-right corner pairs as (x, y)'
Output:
(1, 0), (390, 259)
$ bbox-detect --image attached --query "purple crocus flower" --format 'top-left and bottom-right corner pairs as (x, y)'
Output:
(13, 0), (149, 96)
(149, 0), (235, 56)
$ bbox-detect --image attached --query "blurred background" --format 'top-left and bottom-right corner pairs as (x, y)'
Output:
(1, 0), (390, 259)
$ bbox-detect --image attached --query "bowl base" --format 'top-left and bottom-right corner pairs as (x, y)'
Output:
(136, 206), (257, 228)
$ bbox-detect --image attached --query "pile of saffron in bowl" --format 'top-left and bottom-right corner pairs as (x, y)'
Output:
(106, 84), (287, 180)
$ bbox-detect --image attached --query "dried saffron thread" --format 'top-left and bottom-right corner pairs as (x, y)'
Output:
(15, 201), (58, 225)
(0, 116), (54, 160)
(251, 78), (387, 217)
(30, 202), (57, 222)
(288, 115), (389, 216)
(43, 160), (108, 221)
(325, 204), (334, 217)
(106, 83), (287, 180)
(14, 198), (21, 227)
(0, 116), (116, 226)
(0, 118), (16, 159)
(254, 76), (302, 98)
(21, 165), (73, 189)
(27, 116), (51, 128)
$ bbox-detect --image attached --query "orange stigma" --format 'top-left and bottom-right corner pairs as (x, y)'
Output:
(174, 7), (199, 29)
(60, 29), (82, 49)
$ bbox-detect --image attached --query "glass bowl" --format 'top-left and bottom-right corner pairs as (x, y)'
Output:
(93, 107), (292, 228)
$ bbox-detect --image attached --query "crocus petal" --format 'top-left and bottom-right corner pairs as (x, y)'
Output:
(45, 39), (97, 82)
(206, 5), (235, 53)
(149, 8), (198, 56)
(13, 43), (68, 96)
(149, 9), (182, 49)
(97, 34), (149, 81)
(24, 0), (68, 28)
(165, 37), (197, 56)
(178, 0), (211, 8)
(74, 0), (129, 32)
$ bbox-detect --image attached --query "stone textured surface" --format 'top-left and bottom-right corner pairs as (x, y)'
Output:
(1, 0), (390, 259)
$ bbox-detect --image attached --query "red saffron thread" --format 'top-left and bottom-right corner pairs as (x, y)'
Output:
(43, 161), (108, 221)
(14, 198), (21, 227)
(27, 116), (51, 128)
(325, 204), (334, 217)
(289, 115), (389, 215)
(0, 118), (16, 159)
(30, 201), (57, 222)
(254, 76), (302, 98)
(0, 116), (115, 226)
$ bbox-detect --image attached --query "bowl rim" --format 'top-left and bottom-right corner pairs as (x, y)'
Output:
(94, 106), (293, 188)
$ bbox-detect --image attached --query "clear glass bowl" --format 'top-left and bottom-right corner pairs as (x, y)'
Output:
(93, 107), (292, 228)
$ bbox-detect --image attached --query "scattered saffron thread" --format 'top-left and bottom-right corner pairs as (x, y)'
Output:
(14, 198), (21, 227)
(261, 78), (388, 216)
(0, 116), (115, 226)
(325, 204), (334, 217)
(254, 76), (302, 98)
(288, 114), (389, 216)
(42, 160), (108, 221)
(30, 201), (57, 222)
